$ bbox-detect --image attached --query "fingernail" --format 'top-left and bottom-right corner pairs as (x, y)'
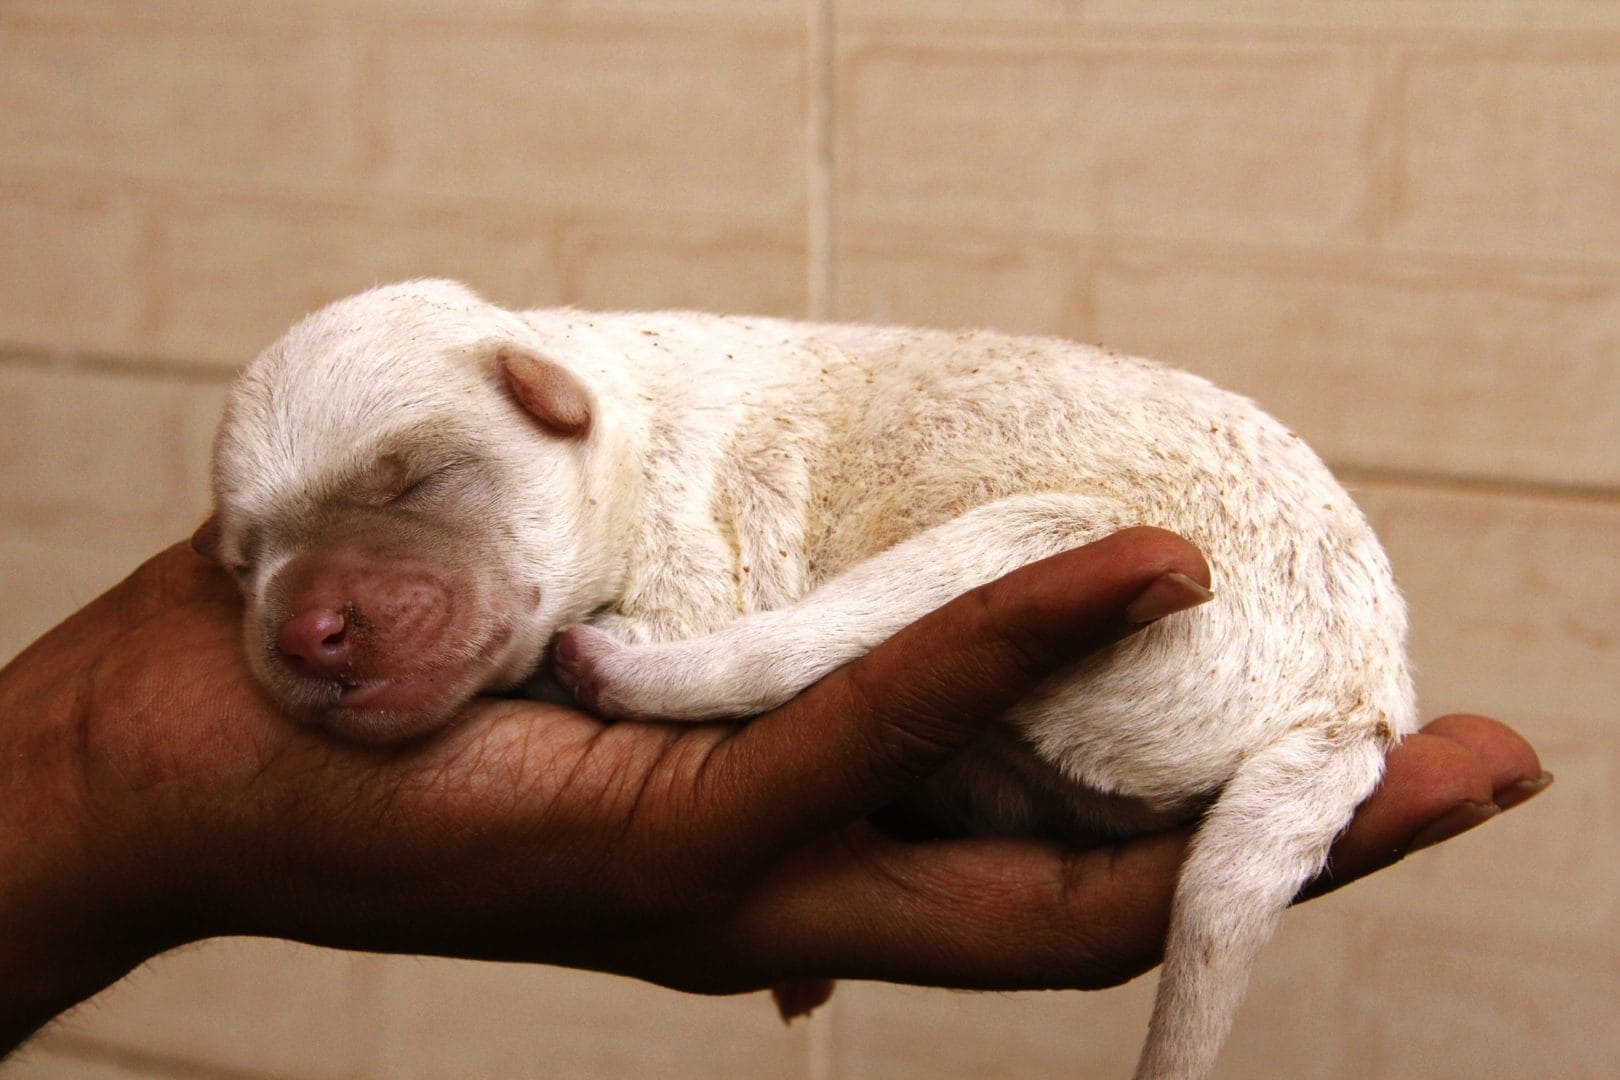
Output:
(1125, 571), (1214, 624)
(1494, 771), (1554, 811)
(1406, 801), (1500, 854)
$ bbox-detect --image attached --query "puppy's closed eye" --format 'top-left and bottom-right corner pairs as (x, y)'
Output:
(389, 462), (468, 507)
(351, 454), (460, 507)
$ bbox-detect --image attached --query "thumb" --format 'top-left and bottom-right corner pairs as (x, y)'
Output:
(706, 526), (1212, 856)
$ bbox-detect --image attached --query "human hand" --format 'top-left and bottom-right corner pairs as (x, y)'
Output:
(0, 528), (1547, 1053)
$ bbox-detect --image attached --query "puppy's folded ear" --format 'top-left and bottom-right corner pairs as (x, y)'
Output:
(191, 514), (222, 562)
(497, 347), (593, 439)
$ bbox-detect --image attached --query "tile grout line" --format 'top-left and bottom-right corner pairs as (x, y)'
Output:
(806, 0), (837, 321)
(1336, 464), (1620, 507)
(804, 10), (840, 1068)
(807, 1003), (836, 1080)
(0, 343), (238, 384)
(1358, 33), (1401, 244)
(804, 11), (839, 1078)
(1, 345), (1614, 507)
(9, 162), (1620, 278)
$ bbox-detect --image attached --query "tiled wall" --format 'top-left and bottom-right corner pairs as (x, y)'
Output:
(2, 2), (1614, 1077)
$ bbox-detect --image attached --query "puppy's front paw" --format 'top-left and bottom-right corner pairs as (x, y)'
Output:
(550, 624), (760, 722)
(552, 624), (637, 719)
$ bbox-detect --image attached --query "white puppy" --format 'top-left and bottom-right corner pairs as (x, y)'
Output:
(199, 280), (1415, 1080)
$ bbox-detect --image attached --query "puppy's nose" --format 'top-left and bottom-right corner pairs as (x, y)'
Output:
(277, 607), (351, 679)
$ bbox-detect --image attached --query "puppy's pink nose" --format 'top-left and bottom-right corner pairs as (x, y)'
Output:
(277, 608), (351, 678)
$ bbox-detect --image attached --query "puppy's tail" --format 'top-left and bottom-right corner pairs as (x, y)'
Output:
(1133, 721), (1392, 1080)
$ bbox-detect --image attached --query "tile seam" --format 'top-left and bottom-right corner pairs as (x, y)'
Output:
(806, 0), (837, 320)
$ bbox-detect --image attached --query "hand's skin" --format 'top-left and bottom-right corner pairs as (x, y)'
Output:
(0, 528), (1547, 1055)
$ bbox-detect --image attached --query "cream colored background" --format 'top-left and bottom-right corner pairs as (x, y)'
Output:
(2, 1), (1615, 1077)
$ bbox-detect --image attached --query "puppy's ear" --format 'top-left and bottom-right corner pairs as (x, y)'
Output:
(498, 347), (592, 439)
(191, 515), (222, 562)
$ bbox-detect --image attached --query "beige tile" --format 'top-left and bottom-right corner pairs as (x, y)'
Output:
(146, 198), (562, 365)
(0, 365), (223, 548)
(832, 229), (1076, 336)
(1211, 905), (1358, 1080)
(419, 0), (804, 14)
(1350, 776), (1594, 1047)
(837, 35), (1374, 245)
(1329, 745), (1615, 963)
(40, 940), (383, 1079)
(0, 14), (355, 192)
(12, 1033), (258, 1079)
(0, 362), (223, 660)
(6, 0), (802, 19)
(0, 0), (335, 29)
(4, 1044), (176, 1079)
(838, 1), (1620, 31)
(0, 534), (165, 665)
(371, 17), (807, 222)
(558, 219), (808, 318)
(1360, 483), (1620, 741)
(370, 956), (810, 1078)
(1101, 0), (1620, 30)
(1334, 483), (1620, 955)
(831, 907), (1499, 1080)
(1389, 47), (1620, 262)
(838, 1), (1100, 25)
(1341, 920), (1619, 1078)
(0, 180), (147, 355)
(1092, 248), (1620, 487)
(832, 979), (1155, 1079)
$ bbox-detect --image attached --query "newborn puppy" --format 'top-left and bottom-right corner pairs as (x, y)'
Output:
(200, 280), (1414, 1080)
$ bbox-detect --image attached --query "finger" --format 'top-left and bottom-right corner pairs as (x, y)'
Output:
(704, 527), (1212, 855)
(724, 826), (1191, 993)
(720, 714), (1545, 991)
(1419, 714), (1550, 809)
(1303, 715), (1548, 899)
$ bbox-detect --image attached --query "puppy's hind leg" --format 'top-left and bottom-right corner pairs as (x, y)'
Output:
(1134, 723), (1390, 1080)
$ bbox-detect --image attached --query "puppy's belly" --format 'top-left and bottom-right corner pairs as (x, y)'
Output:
(890, 591), (1360, 843)
(897, 722), (1208, 845)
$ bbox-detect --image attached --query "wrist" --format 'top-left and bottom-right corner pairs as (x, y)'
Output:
(0, 634), (176, 1053)
(0, 833), (155, 1055)
(0, 780), (148, 1053)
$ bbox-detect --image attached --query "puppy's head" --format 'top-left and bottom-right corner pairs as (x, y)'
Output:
(199, 280), (608, 742)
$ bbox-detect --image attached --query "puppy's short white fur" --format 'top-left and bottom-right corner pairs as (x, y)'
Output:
(209, 280), (1415, 1080)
